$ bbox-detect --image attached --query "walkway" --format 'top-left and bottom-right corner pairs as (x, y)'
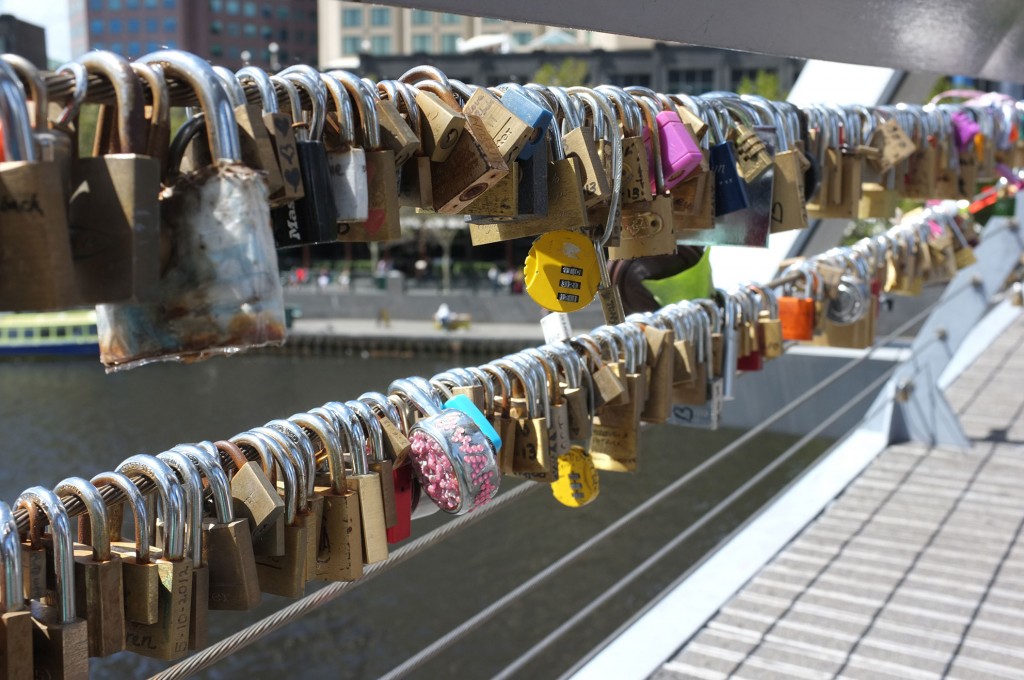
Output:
(653, 314), (1024, 680)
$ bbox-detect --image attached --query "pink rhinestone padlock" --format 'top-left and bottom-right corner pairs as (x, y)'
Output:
(389, 379), (501, 515)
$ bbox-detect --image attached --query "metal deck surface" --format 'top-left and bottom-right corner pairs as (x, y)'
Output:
(653, 314), (1024, 680)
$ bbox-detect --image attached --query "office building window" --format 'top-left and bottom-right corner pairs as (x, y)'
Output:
(342, 8), (362, 26)
(211, 20), (222, 34)
(146, 41), (160, 51)
(243, 1), (256, 16)
(127, 41), (140, 55)
(440, 13), (461, 24)
(342, 36), (361, 54)
(126, 0), (138, 7)
(244, 23), (257, 37)
(164, 0), (174, 7)
(163, 18), (176, 32)
(667, 68), (713, 94)
(370, 35), (391, 54)
(146, 18), (158, 32)
(210, 0), (222, 10)
(370, 8), (390, 25)
(109, 19), (122, 33)
(513, 31), (532, 45)
(144, 0), (157, 7)
(108, 0), (121, 8)
(110, 41), (123, 53)
(90, 20), (104, 35)
(227, 22), (239, 36)
(210, 44), (223, 57)
(440, 34), (459, 53)
(411, 10), (431, 25)
(261, 26), (272, 39)
(278, 28), (287, 41)
(127, 19), (139, 33)
(412, 34), (432, 52)
(277, 6), (288, 19)
(89, 0), (102, 10)
(262, 3), (271, 18)
(226, 0), (239, 15)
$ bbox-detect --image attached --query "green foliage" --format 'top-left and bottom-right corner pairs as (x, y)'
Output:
(735, 70), (785, 100)
(76, 104), (188, 158)
(532, 58), (588, 87)
(926, 76), (954, 105)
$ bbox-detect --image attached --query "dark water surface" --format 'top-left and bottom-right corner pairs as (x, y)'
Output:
(0, 355), (841, 679)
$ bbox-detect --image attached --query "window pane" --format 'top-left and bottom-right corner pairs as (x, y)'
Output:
(342, 8), (362, 26)
(146, 18), (157, 32)
(110, 41), (122, 53)
(411, 10), (431, 25)
(144, 0), (157, 7)
(90, 20), (104, 35)
(226, 0), (239, 14)
(412, 34), (432, 52)
(227, 22), (239, 36)
(108, 0), (121, 9)
(667, 68), (713, 94)
(244, 23), (256, 36)
(440, 13), (461, 24)
(210, 20), (222, 34)
(109, 19), (122, 33)
(261, 25), (272, 39)
(210, 0), (222, 10)
(163, 18), (176, 32)
(440, 34), (459, 53)
(276, 6), (288, 19)
(71, 327), (84, 337)
(513, 31), (532, 45)
(342, 36), (361, 54)
(370, 8), (390, 25)
(370, 35), (391, 54)
(126, 0), (138, 7)
(243, 1), (256, 16)
(127, 19), (139, 33)
(89, 0), (102, 10)
(55, 326), (67, 338)
(262, 3), (271, 18)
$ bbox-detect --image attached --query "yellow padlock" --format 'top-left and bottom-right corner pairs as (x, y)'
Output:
(550, 446), (600, 508)
(524, 230), (601, 313)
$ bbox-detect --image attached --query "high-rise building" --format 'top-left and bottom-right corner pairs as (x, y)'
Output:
(0, 14), (48, 68)
(73, 0), (318, 70)
(318, 1), (596, 69)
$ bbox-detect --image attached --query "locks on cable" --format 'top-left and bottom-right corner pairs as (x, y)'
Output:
(389, 379), (501, 515)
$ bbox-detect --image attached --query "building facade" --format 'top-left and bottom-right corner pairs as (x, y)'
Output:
(74, 0), (318, 70)
(0, 14), (48, 69)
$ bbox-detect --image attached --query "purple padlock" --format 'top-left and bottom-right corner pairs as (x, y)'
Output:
(656, 109), (704, 190)
(951, 110), (980, 153)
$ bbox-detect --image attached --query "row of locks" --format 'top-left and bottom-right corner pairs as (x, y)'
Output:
(0, 194), (983, 677)
(0, 50), (1018, 369)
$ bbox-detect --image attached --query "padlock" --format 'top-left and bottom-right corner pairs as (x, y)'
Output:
(477, 364), (518, 474)
(371, 87), (420, 168)
(496, 84), (553, 162)
(524, 230), (601, 313)
(590, 325), (646, 471)
(156, 450), (208, 650)
(260, 421), (321, 583)
(53, 477), (125, 657)
(270, 68), (341, 247)
(16, 487), (89, 679)
(69, 51), (162, 305)
(572, 334), (626, 409)
(398, 66), (466, 163)
(319, 72), (369, 223)
(542, 344), (594, 447)
(0, 500), (34, 679)
(735, 290), (764, 372)
(331, 70), (402, 242)
(627, 313), (676, 424)
(358, 391), (413, 543)
(744, 95), (808, 233)
(91, 471), (160, 626)
(654, 106), (703, 189)
(129, 61), (172, 170)
(116, 455), (192, 660)
(551, 445), (601, 508)
(379, 80), (433, 210)
(211, 65), (285, 199)
(0, 60), (77, 311)
(596, 85), (650, 206)
(97, 50), (285, 370)
(460, 82), (534, 164)
(389, 379), (501, 514)
(174, 443), (260, 611)
(250, 429), (309, 598)
(778, 265), (819, 341)
(469, 128), (586, 244)
(522, 349), (571, 458)
(668, 302), (724, 430)
(497, 356), (556, 482)
(228, 431), (287, 557)
(237, 65), (305, 207)
(551, 86), (611, 208)
(346, 401), (399, 530)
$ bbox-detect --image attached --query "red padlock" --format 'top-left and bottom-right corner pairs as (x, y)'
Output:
(734, 289), (764, 372)
(358, 392), (414, 543)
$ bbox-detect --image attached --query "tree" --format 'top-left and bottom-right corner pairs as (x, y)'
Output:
(736, 70), (785, 100)
(532, 58), (588, 87)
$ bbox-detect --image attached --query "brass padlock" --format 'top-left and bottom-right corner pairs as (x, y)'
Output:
(0, 500), (33, 679)
(237, 65), (305, 206)
(398, 66), (466, 163)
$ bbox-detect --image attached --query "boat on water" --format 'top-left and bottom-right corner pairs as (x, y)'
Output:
(0, 310), (100, 357)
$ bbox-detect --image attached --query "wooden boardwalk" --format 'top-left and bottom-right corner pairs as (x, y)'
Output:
(654, 314), (1024, 680)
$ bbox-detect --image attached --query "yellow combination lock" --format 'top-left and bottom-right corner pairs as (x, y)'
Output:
(524, 230), (600, 313)
(551, 445), (600, 508)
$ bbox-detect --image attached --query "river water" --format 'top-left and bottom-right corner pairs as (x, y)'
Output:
(0, 354), (845, 679)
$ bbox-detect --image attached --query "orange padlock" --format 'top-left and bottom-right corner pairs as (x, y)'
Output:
(777, 266), (819, 341)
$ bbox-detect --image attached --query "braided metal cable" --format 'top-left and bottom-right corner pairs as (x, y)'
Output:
(149, 481), (539, 680)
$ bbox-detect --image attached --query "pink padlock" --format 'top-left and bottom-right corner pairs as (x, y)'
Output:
(656, 109), (704, 189)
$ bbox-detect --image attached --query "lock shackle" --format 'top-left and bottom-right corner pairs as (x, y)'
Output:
(327, 70), (382, 151)
(743, 94), (790, 151)
(745, 282), (779, 319)
(0, 501), (23, 613)
(157, 450), (205, 566)
(0, 60), (35, 161)
(1, 54), (48, 134)
(492, 358), (539, 420)
(90, 472), (151, 564)
(634, 95), (666, 194)
(568, 88), (609, 141)
(547, 86), (584, 132)
(569, 334), (605, 375)
(131, 61), (171, 162)
(347, 400), (387, 467)
(291, 411), (343, 491)
(78, 50), (148, 155)
(695, 97), (730, 147)
(895, 103), (924, 144)
(53, 477), (111, 562)
(478, 364), (513, 419)
(172, 443), (234, 525)
(116, 455), (186, 562)
(623, 322), (648, 368)
(519, 350), (558, 416)
(165, 111), (207, 179)
(592, 326), (635, 374)
(139, 50), (241, 162)
(251, 426), (309, 520)
(595, 85), (643, 137)
(448, 78), (476, 102)
(212, 65), (246, 108)
(232, 430), (297, 525)
(694, 297), (723, 335)
(225, 433), (273, 480)
(377, 79), (421, 139)
(624, 86), (665, 111)
(53, 60), (88, 129)
(320, 73), (357, 148)
(453, 367), (493, 415)
(568, 86), (623, 248)
(358, 391), (405, 434)
(16, 487), (76, 622)
(321, 401), (370, 476)
(270, 74), (304, 130)
(540, 343), (580, 391)
(429, 372), (463, 400)
(279, 65), (328, 143)
(399, 65), (454, 92)
(265, 419), (317, 502)
(703, 93), (756, 129)
(236, 66), (279, 113)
